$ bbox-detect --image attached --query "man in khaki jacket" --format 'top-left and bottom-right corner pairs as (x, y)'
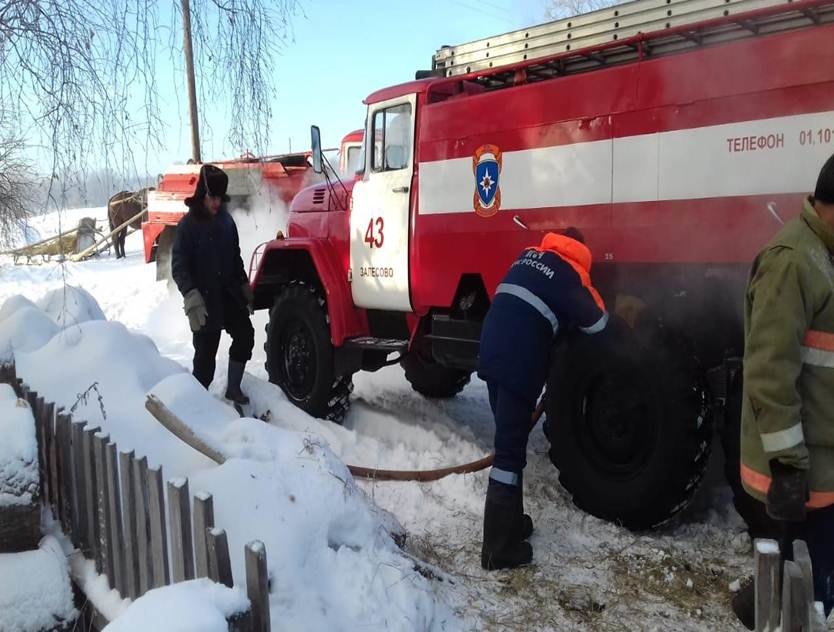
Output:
(733, 152), (834, 628)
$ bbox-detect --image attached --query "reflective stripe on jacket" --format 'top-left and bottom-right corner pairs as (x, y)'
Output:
(478, 233), (608, 402)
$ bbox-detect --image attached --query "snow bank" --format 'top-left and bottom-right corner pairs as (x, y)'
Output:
(0, 295), (38, 323)
(152, 375), (451, 631)
(2, 292), (456, 630)
(0, 536), (77, 631)
(14, 314), (212, 478)
(189, 457), (444, 631)
(0, 385), (38, 507)
(103, 579), (249, 632)
(38, 285), (106, 329)
(0, 297), (59, 362)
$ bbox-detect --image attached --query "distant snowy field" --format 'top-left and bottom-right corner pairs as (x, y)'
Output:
(0, 206), (778, 630)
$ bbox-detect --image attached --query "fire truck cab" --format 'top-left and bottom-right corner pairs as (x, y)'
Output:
(251, 0), (834, 530)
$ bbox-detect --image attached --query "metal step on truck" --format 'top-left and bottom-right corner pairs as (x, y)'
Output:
(249, 0), (834, 530)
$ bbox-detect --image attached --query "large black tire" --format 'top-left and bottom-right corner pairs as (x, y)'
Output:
(155, 228), (175, 283)
(547, 321), (712, 530)
(265, 283), (352, 423)
(401, 352), (471, 398)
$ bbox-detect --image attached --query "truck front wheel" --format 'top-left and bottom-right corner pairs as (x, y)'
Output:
(546, 321), (711, 530)
(265, 283), (353, 423)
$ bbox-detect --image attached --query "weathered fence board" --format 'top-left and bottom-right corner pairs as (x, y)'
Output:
(2, 369), (274, 631)
(70, 420), (88, 544)
(106, 443), (126, 595)
(132, 456), (152, 595)
(168, 478), (195, 583)
(193, 493), (214, 579)
(32, 395), (51, 510)
(781, 560), (810, 632)
(82, 426), (101, 559)
(119, 450), (140, 600)
(207, 528), (233, 589)
(755, 538), (781, 632)
(147, 466), (170, 588)
(246, 541), (270, 632)
(93, 433), (114, 586)
(56, 412), (73, 533)
(792, 540), (814, 615)
(44, 401), (60, 519)
(28, 390), (47, 503)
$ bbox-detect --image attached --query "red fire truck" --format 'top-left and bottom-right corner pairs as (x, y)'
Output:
(250, 0), (834, 529)
(144, 131), (363, 279)
(143, 152), (312, 279)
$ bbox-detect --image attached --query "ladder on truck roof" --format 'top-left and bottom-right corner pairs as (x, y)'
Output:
(432, 0), (834, 80)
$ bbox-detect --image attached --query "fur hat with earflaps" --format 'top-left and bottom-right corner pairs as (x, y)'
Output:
(815, 152), (834, 205)
(184, 164), (230, 208)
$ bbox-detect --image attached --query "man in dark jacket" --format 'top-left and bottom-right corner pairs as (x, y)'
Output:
(171, 164), (254, 406)
(478, 228), (608, 570)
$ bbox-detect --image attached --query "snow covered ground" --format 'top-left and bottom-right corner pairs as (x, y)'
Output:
(0, 536), (77, 631)
(0, 206), (784, 630)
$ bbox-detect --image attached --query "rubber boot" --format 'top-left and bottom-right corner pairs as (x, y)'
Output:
(224, 360), (250, 406)
(731, 577), (754, 631)
(481, 479), (533, 570)
(514, 472), (534, 542)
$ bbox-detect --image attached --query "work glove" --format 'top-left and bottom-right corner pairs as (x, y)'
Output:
(183, 289), (208, 332)
(241, 283), (254, 315)
(766, 459), (809, 523)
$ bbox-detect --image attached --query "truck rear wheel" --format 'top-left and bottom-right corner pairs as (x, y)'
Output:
(155, 228), (175, 282)
(265, 283), (352, 423)
(401, 352), (471, 398)
(546, 321), (711, 530)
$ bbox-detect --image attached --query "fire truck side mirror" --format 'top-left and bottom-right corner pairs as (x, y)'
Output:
(311, 125), (323, 174)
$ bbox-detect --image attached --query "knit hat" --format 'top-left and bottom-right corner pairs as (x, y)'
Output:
(184, 164), (230, 208)
(815, 152), (834, 204)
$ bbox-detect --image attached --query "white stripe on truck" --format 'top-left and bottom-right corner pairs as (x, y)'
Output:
(418, 110), (834, 215)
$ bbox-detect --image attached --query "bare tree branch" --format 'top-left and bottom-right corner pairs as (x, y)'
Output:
(0, 0), (300, 210)
(0, 128), (35, 248)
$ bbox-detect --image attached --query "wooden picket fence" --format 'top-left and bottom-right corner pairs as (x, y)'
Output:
(1, 363), (271, 632)
(754, 537), (828, 632)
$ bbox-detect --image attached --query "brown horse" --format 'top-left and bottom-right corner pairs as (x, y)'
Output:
(107, 187), (153, 259)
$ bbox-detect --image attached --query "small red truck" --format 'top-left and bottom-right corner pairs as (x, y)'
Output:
(144, 131), (363, 279)
(250, 0), (834, 529)
(143, 152), (313, 279)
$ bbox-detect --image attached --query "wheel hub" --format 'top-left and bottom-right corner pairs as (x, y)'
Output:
(281, 321), (315, 400)
(581, 372), (654, 475)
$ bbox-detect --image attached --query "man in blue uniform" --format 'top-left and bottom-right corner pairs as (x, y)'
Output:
(478, 228), (608, 570)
